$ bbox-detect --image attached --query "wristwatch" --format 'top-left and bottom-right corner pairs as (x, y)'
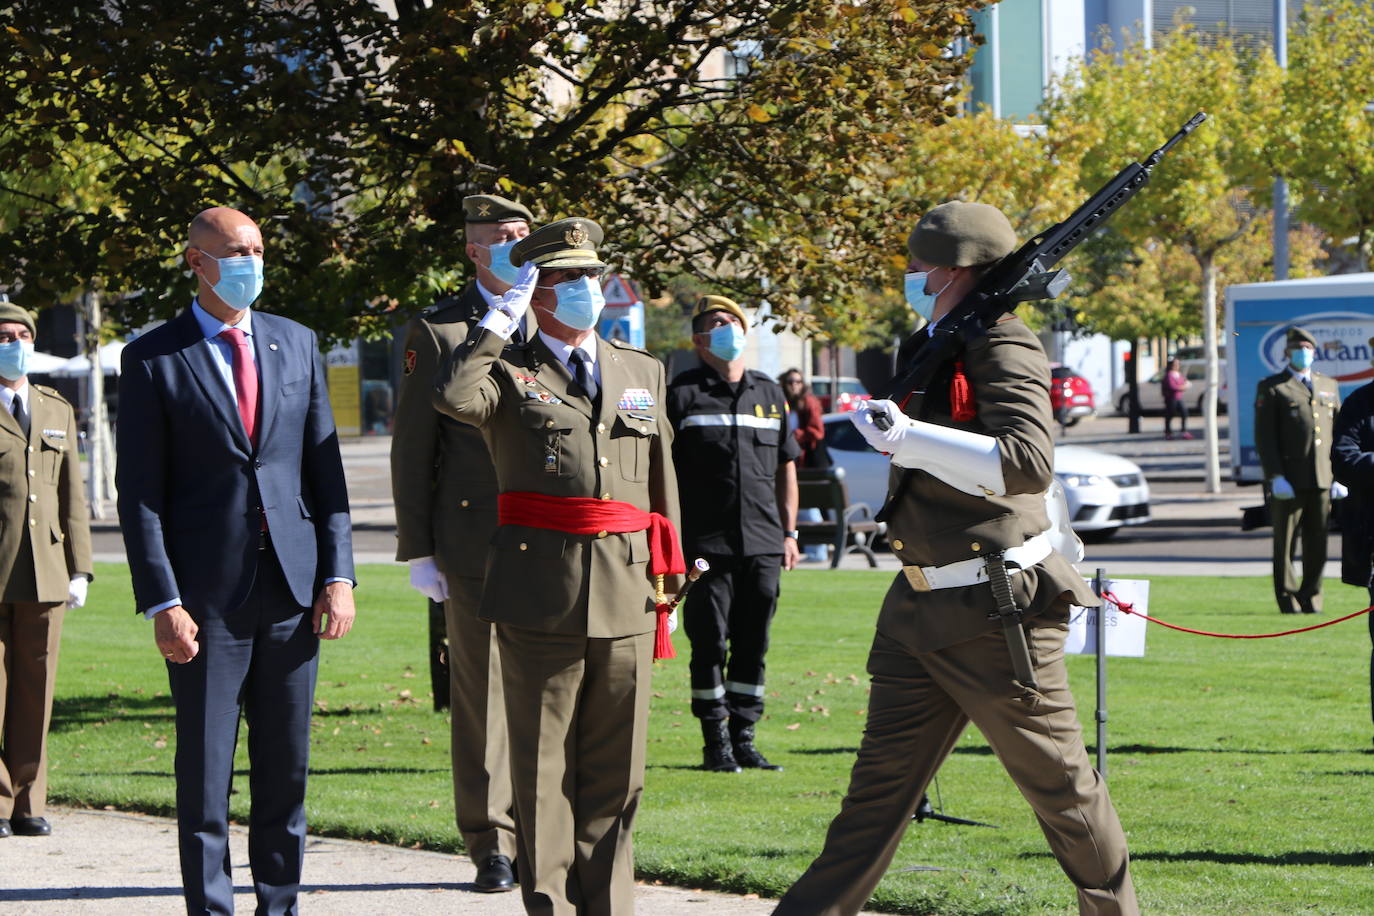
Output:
(784, 529), (800, 540)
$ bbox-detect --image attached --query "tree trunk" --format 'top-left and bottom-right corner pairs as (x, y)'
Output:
(1127, 339), (1141, 434)
(1201, 255), (1222, 493)
(83, 291), (112, 518)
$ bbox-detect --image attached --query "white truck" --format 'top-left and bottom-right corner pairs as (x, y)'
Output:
(1224, 273), (1374, 483)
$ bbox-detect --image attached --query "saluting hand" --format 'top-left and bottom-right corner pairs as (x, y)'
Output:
(155, 606), (200, 664)
(494, 260), (539, 322)
(314, 581), (356, 640)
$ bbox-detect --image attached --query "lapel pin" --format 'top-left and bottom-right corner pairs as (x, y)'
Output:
(269, 343), (279, 351)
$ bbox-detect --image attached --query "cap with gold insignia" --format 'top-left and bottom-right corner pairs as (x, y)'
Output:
(510, 217), (607, 270)
(691, 295), (749, 333)
(0, 301), (36, 337)
(462, 194), (533, 225)
(1285, 326), (1317, 349)
(907, 200), (1018, 268)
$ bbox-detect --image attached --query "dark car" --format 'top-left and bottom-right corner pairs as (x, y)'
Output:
(1050, 364), (1095, 427)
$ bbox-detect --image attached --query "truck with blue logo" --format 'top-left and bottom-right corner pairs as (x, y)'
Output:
(1225, 273), (1374, 483)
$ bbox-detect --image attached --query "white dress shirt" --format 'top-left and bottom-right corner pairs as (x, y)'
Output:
(0, 380), (31, 424)
(539, 330), (602, 388)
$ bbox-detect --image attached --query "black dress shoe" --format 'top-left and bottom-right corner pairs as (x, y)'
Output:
(0, 818), (11, 838)
(13, 816), (51, 836)
(474, 853), (515, 893)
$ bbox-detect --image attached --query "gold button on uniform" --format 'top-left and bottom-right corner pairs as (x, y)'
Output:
(596, 423), (606, 433)
(519, 542), (528, 551)
(28, 494), (37, 502)
(545, 419), (556, 429)
(892, 538), (904, 551)
(970, 541), (981, 552)
(460, 499), (470, 508)
(27, 469), (34, 477)
(639, 425), (648, 434)
(598, 456), (609, 467)
(601, 493), (612, 500)
(596, 530), (608, 539)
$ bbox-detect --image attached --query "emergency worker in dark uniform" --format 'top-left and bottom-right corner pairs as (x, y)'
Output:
(667, 296), (800, 773)
(774, 201), (1136, 916)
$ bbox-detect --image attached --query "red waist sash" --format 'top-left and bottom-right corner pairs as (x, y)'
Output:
(497, 491), (685, 658)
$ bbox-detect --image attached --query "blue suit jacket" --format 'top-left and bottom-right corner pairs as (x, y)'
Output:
(116, 308), (354, 616)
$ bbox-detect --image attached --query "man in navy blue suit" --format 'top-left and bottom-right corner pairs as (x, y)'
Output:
(117, 206), (356, 915)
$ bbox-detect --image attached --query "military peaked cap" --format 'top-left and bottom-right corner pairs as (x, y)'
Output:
(691, 295), (749, 333)
(463, 194), (533, 224)
(1285, 326), (1317, 349)
(0, 301), (36, 337)
(907, 200), (1018, 268)
(510, 218), (607, 270)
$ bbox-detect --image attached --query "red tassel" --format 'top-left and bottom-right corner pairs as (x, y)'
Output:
(653, 604), (676, 660)
(950, 361), (975, 421)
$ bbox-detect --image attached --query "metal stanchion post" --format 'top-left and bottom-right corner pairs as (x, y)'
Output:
(1093, 567), (1108, 778)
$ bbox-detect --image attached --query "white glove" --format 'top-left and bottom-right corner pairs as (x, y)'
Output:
(667, 608), (679, 634)
(407, 557), (450, 602)
(477, 260), (539, 340)
(1270, 476), (1295, 500)
(852, 399), (1006, 498)
(66, 575), (88, 609)
(1331, 481), (1350, 500)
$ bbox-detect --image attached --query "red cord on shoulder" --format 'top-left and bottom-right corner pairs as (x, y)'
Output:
(950, 362), (975, 421)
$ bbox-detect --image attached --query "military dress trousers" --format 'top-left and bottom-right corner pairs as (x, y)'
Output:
(1254, 369), (1340, 612)
(390, 282), (514, 864)
(775, 315), (1136, 916)
(434, 324), (682, 916)
(667, 366), (800, 722)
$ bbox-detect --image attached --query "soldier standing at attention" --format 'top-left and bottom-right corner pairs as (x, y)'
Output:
(667, 295), (799, 773)
(390, 194), (531, 892)
(434, 218), (683, 915)
(0, 301), (92, 840)
(773, 202), (1136, 916)
(1254, 326), (1344, 614)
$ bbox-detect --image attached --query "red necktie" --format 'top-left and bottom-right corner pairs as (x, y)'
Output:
(218, 327), (259, 445)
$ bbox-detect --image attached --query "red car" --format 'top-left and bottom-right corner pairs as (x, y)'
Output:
(1050, 364), (1095, 427)
(811, 376), (871, 412)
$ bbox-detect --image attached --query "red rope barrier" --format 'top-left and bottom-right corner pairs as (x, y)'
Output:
(1100, 590), (1374, 640)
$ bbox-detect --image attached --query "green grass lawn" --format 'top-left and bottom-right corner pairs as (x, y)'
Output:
(50, 564), (1374, 915)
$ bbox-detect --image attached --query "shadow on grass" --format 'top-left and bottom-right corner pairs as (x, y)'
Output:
(1120, 850), (1374, 867)
(50, 693), (175, 731)
(792, 743), (1364, 759)
(308, 766), (448, 776)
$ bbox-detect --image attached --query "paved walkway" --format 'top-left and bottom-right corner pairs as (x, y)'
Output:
(0, 807), (815, 915)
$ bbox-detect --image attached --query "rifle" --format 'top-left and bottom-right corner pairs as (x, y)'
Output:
(874, 111), (1206, 434)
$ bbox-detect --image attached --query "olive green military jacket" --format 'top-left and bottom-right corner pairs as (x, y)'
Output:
(1254, 369), (1340, 490)
(0, 385), (93, 603)
(390, 283), (500, 586)
(433, 323), (682, 638)
(879, 315), (1097, 654)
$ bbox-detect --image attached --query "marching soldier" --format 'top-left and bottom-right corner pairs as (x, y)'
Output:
(1254, 326), (1343, 614)
(0, 300), (93, 839)
(773, 202), (1136, 916)
(433, 217), (682, 915)
(667, 295), (799, 773)
(389, 194), (532, 891)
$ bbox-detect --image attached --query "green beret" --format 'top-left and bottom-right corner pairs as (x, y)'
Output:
(462, 194), (533, 225)
(510, 218), (606, 270)
(1286, 326), (1316, 349)
(907, 201), (1017, 268)
(691, 295), (749, 333)
(0, 301), (36, 337)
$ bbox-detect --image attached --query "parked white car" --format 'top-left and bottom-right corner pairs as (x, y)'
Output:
(821, 415), (1151, 540)
(1112, 359), (1227, 415)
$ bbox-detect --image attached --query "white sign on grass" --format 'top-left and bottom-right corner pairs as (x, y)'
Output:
(1065, 578), (1149, 657)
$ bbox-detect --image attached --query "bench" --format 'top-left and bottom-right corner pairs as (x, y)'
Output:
(795, 467), (884, 568)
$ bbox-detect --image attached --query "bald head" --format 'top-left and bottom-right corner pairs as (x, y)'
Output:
(185, 207), (265, 318)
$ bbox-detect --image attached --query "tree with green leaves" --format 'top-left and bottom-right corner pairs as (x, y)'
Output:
(1, 0), (991, 343)
(1044, 24), (1280, 492)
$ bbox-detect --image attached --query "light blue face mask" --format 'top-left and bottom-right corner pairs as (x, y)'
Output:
(545, 276), (605, 331)
(1290, 347), (1314, 371)
(904, 270), (951, 322)
(0, 340), (34, 381)
(706, 323), (747, 362)
(478, 240), (520, 285)
(198, 250), (264, 311)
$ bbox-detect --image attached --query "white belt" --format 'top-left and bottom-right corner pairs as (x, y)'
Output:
(901, 531), (1053, 593)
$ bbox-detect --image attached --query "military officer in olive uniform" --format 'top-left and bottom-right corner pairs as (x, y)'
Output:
(390, 194), (532, 891)
(774, 202), (1136, 916)
(0, 301), (93, 840)
(434, 217), (682, 915)
(1254, 326), (1343, 614)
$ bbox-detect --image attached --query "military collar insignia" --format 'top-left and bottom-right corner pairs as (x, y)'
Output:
(403, 349), (417, 376)
(42, 428), (67, 439)
(617, 388), (655, 410)
(564, 222), (589, 247)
